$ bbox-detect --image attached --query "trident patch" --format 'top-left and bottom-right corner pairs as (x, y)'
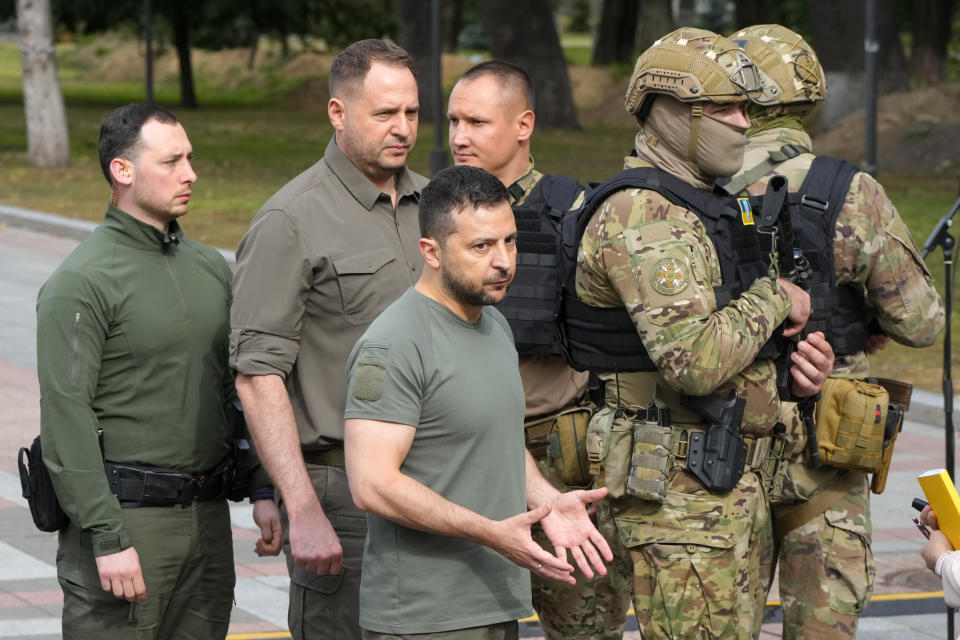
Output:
(738, 198), (754, 225)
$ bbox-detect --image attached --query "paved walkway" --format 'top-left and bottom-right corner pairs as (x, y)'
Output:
(0, 218), (957, 639)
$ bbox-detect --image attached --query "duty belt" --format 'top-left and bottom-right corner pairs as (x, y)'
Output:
(671, 427), (787, 500)
(105, 458), (233, 508)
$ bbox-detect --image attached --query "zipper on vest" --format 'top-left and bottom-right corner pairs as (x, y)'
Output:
(70, 311), (81, 381)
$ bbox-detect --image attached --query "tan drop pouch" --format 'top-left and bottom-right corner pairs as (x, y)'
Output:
(814, 377), (889, 472)
(546, 406), (594, 487)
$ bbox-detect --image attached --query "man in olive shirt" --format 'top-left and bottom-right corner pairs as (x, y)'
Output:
(230, 39), (425, 639)
(37, 103), (278, 639)
(345, 165), (612, 638)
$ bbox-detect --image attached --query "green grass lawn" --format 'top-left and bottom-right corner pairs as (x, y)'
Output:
(1, 39), (957, 393)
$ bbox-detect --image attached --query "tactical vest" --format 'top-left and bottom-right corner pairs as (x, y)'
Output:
(497, 174), (582, 356)
(738, 150), (868, 355)
(561, 166), (780, 372)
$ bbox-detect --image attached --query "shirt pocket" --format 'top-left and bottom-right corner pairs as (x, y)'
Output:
(332, 248), (402, 325)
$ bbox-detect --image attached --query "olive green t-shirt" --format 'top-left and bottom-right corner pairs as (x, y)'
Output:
(344, 288), (531, 634)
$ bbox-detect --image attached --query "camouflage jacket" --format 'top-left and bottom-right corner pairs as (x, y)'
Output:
(576, 155), (793, 435)
(738, 127), (945, 376)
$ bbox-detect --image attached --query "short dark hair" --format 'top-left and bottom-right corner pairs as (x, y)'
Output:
(329, 39), (417, 98)
(460, 59), (535, 111)
(419, 165), (509, 244)
(98, 103), (178, 185)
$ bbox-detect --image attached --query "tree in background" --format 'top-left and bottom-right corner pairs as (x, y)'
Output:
(804, 0), (909, 127)
(591, 0), (638, 65)
(909, 0), (955, 86)
(16, 0), (70, 168)
(395, 0), (435, 122)
(479, 0), (579, 129)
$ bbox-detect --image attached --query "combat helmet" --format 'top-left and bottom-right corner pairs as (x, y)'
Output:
(729, 24), (826, 106)
(625, 27), (763, 120)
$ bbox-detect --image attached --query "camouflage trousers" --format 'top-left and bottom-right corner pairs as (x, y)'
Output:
(773, 467), (874, 640)
(604, 470), (774, 640)
(531, 460), (633, 640)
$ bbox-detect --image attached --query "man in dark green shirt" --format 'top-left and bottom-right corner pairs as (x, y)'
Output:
(37, 103), (278, 639)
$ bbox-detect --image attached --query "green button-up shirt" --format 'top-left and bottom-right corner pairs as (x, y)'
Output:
(230, 136), (427, 449)
(37, 205), (255, 556)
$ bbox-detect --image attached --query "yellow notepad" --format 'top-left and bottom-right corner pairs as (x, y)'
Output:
(918, 469), (960, 549)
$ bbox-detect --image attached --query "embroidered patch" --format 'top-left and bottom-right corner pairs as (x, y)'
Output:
(738, 198), (754, 225)
(351, 345), (389, 402)
(650, 257), (690, 295)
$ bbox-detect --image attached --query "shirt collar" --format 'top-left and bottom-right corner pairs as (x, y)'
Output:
(507, 157), (540, 205)
(102, 204), (183, 252)
(323, 136), (420, 211)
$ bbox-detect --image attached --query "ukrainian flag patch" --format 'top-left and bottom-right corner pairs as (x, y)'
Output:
(738, 198), (754, 225)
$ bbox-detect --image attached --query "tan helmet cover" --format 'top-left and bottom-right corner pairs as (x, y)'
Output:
(730, 24), (827, 106)
(625, 27), (762, 118)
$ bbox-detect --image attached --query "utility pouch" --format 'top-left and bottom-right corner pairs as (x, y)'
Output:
(546, 406), (594, 487)
(814, 377), (889, 472)
(624, 405), (673, 503)
(18, 435), (69, 532)
(587, 406), (631, 498)
(870, 378), (912, 494)
(686, 394), (748, 494)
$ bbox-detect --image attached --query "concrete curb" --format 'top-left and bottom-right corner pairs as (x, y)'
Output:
(1, 202), (956, 427)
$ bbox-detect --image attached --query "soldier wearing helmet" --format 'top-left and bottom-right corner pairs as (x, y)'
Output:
(573, 27), (835, 639)
(727, 24), (944, 640)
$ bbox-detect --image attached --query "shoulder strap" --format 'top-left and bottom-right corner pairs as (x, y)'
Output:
(795, 156), (859, 226)
(721, 143), (811, 196)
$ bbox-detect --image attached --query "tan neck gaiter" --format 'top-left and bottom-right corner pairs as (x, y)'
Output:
(636, 97), (747, 186)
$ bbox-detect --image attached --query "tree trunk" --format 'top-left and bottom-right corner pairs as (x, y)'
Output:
(247, 31), (259, 71)
(480, 0), (579, 129)
(910, 0), (953, 86)
(445, 0), (463, 53)
(171, 0), (197, 108)
(16, 0), (70, 168)
(634, 0), (674, 57)
(395, 0), (436, 121)
(591, 0), (639, 65)
(805, 0), (908, 127)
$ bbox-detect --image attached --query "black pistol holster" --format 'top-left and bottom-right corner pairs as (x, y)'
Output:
(18, 435), (69, 532)
(685, 393), (749, 494)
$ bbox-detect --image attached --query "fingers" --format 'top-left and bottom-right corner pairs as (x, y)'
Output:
(531, 549), (575, 584)
(525, 503), (553, 525)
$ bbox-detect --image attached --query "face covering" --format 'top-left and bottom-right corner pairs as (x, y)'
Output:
(638, 96), (747, 184)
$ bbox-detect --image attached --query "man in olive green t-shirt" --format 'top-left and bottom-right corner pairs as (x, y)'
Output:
(344, 165), (612, 638)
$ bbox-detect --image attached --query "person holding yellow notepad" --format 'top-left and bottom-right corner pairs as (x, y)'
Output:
(919, 468), (960, 612)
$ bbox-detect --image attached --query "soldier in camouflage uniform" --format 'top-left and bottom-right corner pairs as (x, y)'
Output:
(575, 28), (836, 639)
(726, 24), (946, 640)
(449, 60), (632, 640)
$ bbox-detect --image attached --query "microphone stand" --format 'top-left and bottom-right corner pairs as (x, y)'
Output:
(922, 192), (958, 640)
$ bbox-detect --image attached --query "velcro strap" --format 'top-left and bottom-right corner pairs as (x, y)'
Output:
(631, 452), (669, 471)
(633, 425), (672, 447)
(627, 476), (668, 496)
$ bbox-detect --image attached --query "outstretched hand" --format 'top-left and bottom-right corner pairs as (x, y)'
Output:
(540, 487), (613, 579)
(491, 504), (577, 584)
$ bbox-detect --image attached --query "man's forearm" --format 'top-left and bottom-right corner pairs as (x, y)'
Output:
(235, 373), (318, 513)
(524, 449), (561, 510)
